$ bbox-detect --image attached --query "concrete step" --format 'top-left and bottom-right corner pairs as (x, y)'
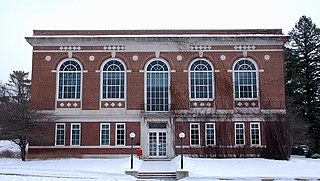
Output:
(137, 171), (176, 180)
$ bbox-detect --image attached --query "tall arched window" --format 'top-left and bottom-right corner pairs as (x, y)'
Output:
(145, 59), (170, 112)
(233, 59), (258, 99)
(189, 59), (214, 100)
(58, 60), (82, 99)
(101, 59), (125, 99)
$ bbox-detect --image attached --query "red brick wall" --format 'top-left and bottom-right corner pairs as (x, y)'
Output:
(31, 48), (286, 111)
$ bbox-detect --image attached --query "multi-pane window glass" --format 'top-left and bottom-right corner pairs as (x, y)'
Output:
(146, 60), (169, 112)
(58, 60), (82, 99)
(100, 123), (110, 146)
(71, 123), (81, 146)
(190, 123), (200, 146)
(234, 59), (258, 99)
(250, 123), (260, 145)
(55, 124), (65, 146)
(235, 123), (245, 145)
(116, 123), (125, 146)
(206, 123), (215, 146)
(190, 59), (213, 99)
(102, 60), (125, 99)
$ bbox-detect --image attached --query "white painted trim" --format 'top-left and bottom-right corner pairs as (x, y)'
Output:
(214, 70), (220, 73)
(56, 58), (83, 108)
(139, 70), (144, 73)
(232, 58), (260, 101)
(234, 123), (245, 146)
(83, 70), (88, 73)
(100, 123), (110, 146)
(205, 123), (216, 146)
(116, 123), (126, 146)
(51, 70), (57, 73)
(144, 58), (171, 112)
(55, 123), (65, 146)
(99, 58), (127, 105)
(183, 70), (188, 73)
(70, 123), (81, 146)
(188, 58), (215, 101)
(259, 69), (265, 72)
(127, 70), (132, 73)
(250, 122), (261, 146)
(190, 123), (200, 146)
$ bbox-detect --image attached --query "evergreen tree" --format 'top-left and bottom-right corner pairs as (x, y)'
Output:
(286, 16), (320, 151)
(0, 71), (54, 161)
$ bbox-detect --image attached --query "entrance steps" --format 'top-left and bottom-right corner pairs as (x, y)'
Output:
(137, 171), (176, 180)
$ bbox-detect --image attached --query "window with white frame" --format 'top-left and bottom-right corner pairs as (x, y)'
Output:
(145, 59), (170, 112)
(235, 123), (245, 145)
(71, 123), (81, 146)
(205, 123), (215, 146)
(102, 59), (125, 99)
(55, 123), (65, 146)
(250, 123), (261, 145)
(233, 59), (258, 99)
(189, 59), (214, 100)
(190, 123), (200, 146)
(100, 123), (110, 146)
(58, 60), (82, 99)
(116, 123), (125, 146)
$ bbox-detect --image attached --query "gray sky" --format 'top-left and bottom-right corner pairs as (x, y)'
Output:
(0, 0), (319, 82)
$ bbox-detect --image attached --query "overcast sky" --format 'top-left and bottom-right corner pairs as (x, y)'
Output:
(0, 0), (319, 82)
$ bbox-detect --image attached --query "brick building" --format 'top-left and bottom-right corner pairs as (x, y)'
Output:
(26, 29), (287, 159)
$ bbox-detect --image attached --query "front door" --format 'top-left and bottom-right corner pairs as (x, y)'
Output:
(148, 131), (167, 158)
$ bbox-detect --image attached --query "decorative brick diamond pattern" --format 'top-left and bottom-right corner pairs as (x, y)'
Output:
(102, 45), (126, 51)
(101, 101), (125, 108)
(234, 100), (259, 108)
(57, 101), (81, 108)
(189, 45), (212, 51)
(190, 101), (214, 108)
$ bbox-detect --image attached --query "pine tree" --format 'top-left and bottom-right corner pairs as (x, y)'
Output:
(286, 16), (320, 151)
(0, 71), (54, 161)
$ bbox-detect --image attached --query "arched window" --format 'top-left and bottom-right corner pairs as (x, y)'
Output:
(58, 60), (82, 99)
(101, 59), (125, 99)
(233, 59), (258, 99)
(189, 59), (214, 100)
(145, 59), (170, 112)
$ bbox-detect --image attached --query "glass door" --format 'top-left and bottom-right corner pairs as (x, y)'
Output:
(148, 131), (167, 158)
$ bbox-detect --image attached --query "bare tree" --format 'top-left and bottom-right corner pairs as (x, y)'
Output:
(0, 71), (55, 161)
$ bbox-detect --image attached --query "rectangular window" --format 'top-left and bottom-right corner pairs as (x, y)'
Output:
(235, 123), (245, 145)
(55, 123), (65, 146)
(71, 123), (81, 146)
(190, 123), (200, 146)
(250, 123), (261, 145)
(100, 123), (110, 146)
(116, 123), (125, 146)
(205, 123), (215, 146)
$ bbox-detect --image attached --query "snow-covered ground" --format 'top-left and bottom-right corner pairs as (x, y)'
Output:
(1, 140), (320, 180)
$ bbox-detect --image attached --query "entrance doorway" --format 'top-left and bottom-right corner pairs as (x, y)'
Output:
(148, 130), (167, 158)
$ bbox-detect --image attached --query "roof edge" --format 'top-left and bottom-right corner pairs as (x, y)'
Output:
(33, 29), (284, 36)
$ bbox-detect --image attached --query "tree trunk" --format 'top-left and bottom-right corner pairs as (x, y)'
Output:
(21, 146), (26, 161)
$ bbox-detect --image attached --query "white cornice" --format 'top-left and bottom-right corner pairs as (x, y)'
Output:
(25, 36), (286, 47)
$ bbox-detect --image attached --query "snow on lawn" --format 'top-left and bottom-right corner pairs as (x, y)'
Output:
(0, 140), (20, 157)
(179, 156), (320, 180)
(0, 158), (136, 181)
(1, 139), (320, 180)
(0, 156), (319, 180)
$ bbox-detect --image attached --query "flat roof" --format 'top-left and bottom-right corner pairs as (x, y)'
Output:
(33, 29), (284, 36)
